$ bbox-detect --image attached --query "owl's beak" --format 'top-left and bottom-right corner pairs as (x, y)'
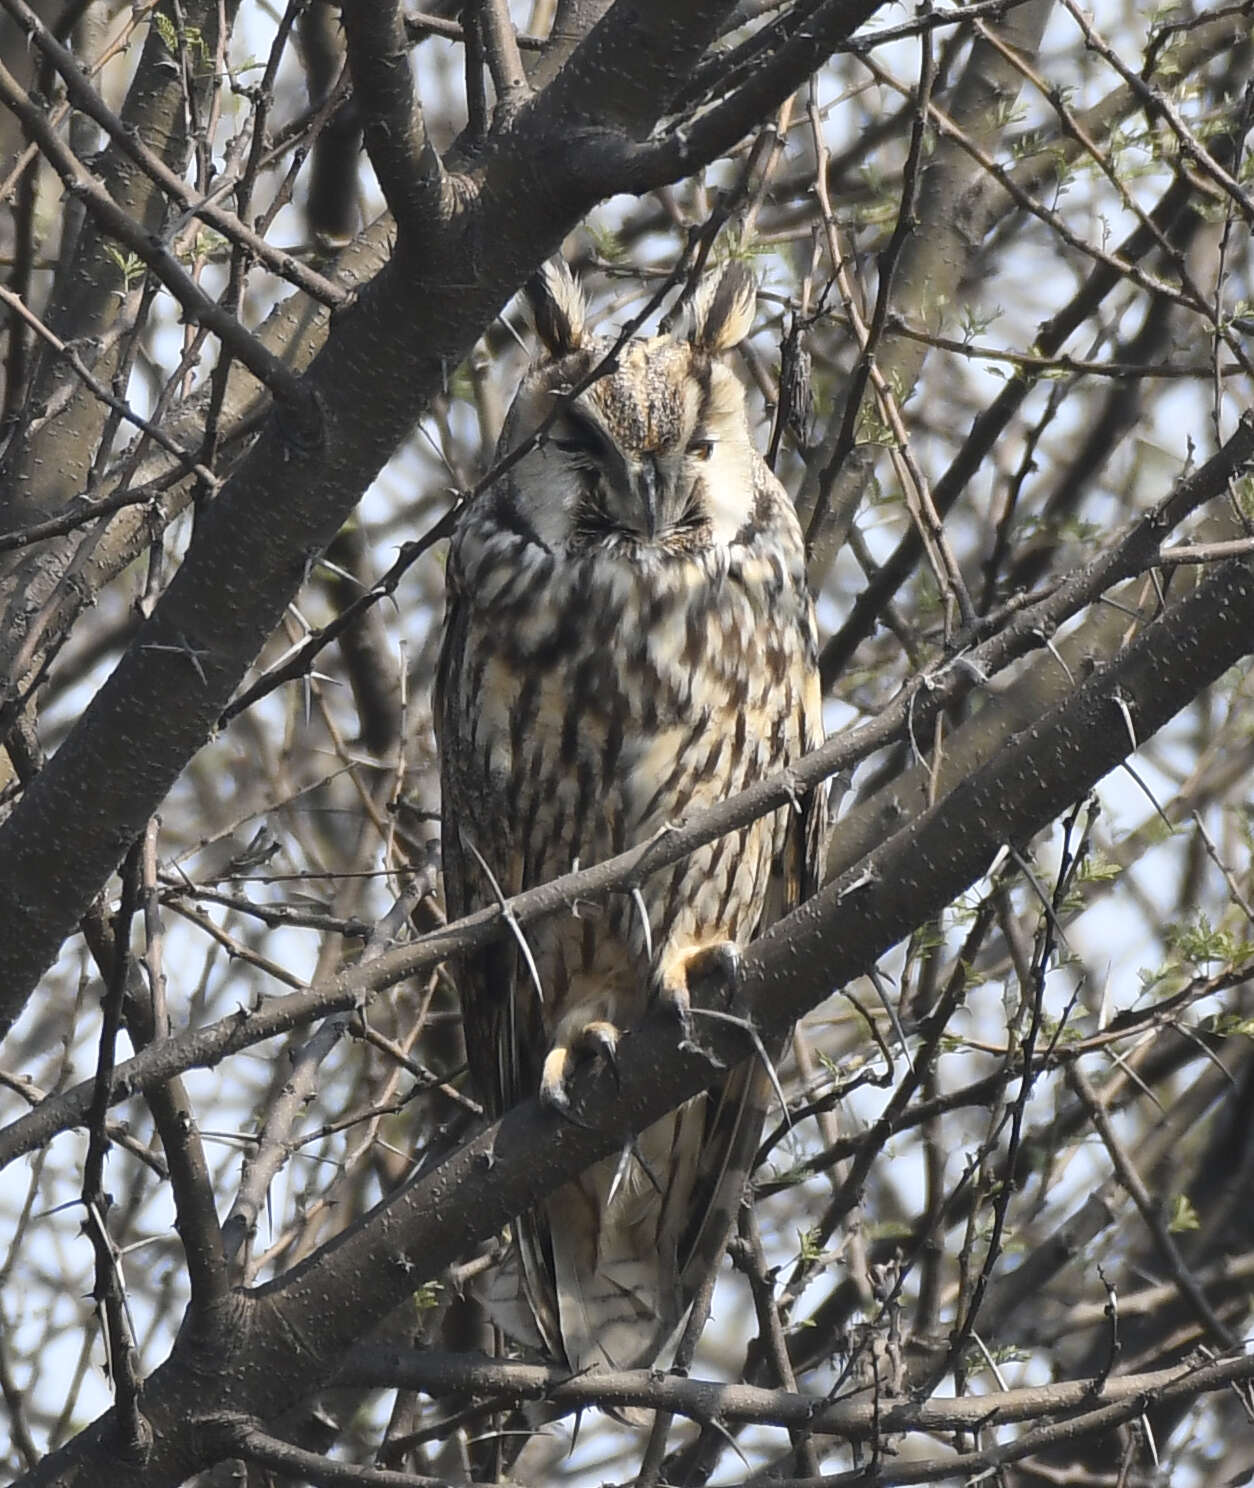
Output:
(631, 455), (664, 538)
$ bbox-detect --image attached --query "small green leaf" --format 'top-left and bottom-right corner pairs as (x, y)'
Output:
(1167, 1194), (1200, 1234)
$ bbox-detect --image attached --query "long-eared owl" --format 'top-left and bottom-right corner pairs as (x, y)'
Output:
(436, 260), (825, 1374)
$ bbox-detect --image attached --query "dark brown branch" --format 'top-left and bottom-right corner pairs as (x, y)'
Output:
(537, 0), (738, 136)
(299, 2), (359, 248)
(405, 9), (545, 49)
(341, 1), (454, 243)
(80, 841), (149, 1461)
(622, 0), (891, 187)
(130, 824), (229, 1321)
(0, 284), (222, 500)
(526, 0), (614, 90)
(764, 1354), (1254, 1485)
(817, 163), (1215, 686)
(210, 1419), (447, 1487)
(1067, 1062), (1237, 1352)
(1057, 0), (1254, 226)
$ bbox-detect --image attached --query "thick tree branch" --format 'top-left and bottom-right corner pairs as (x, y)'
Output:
(623, 0), (899, 187)
(342, 1348), (1254, 1440)
(536, 0), (738, 136)
(211, 1418), (447, 1487)
(526, 0), (613, 90)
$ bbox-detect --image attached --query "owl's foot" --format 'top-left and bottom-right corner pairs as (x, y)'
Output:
(656, 940), (742, 1051)
(539, 1019), (622, 1118)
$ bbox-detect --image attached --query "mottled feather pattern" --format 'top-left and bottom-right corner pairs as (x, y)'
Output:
(437, 262), (825, 1374)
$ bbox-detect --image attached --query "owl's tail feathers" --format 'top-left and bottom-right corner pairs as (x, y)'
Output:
(471, 1242), (548, 1352)
(473, 1159), (686, 1375)
(548, 1099), (708, 1378)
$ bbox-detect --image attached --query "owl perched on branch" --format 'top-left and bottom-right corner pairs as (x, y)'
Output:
(437, 260), (825, 1375)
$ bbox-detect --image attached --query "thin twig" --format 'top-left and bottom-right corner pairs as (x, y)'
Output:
(1067, 1061), (1236, 1352)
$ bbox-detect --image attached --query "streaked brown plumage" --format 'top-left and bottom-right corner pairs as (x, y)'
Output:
(437, 260), (825, 1374)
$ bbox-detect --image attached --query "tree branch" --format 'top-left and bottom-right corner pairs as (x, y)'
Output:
(536, 0), (738, 136)
(0, 0), (346, 308)
(341, 1), (454, 243)
(1067, 1062), (1237, 1351)
(478, 0), (530, 119)
(622, 0), (907, 187)
(342, 1348), (1254, 1441)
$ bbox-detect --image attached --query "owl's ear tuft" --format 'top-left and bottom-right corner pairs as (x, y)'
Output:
(525, 259), (587, 357)
(688, 262), (757, 354)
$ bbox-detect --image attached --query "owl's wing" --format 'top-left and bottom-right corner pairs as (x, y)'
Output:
(679, 670), (829, 1301)
(438, 579), (571, 1359)
(436, 580), (525, 1122)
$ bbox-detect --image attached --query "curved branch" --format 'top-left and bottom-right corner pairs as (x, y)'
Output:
(343, 1348), (1254, 1440)
(622, 0), (906, 187)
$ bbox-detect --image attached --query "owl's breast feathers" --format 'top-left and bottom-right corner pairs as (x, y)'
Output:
(443, 464), (817, 886)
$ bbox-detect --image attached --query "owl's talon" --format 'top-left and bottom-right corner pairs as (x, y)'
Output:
(540, 1020), (623, 1115)
(599, 1036), (621, 1089)
(539, 1065), (594, 1129)
(688, 940), (742, 999)
(581, 1019), (621, 1066)
(665, 986), (694, 1044)
(540, 1045), (575, 1112)
(679, 1036), (726, 1071)
(657, 939), (742, 1028)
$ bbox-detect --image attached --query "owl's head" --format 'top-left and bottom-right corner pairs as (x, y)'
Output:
(498, 260), (761, 553)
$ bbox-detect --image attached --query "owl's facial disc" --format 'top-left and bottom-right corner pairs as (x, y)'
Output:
(553, 400), (715, 544)
(509, 334), (755, 551)
(578, 442), (708, 543)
